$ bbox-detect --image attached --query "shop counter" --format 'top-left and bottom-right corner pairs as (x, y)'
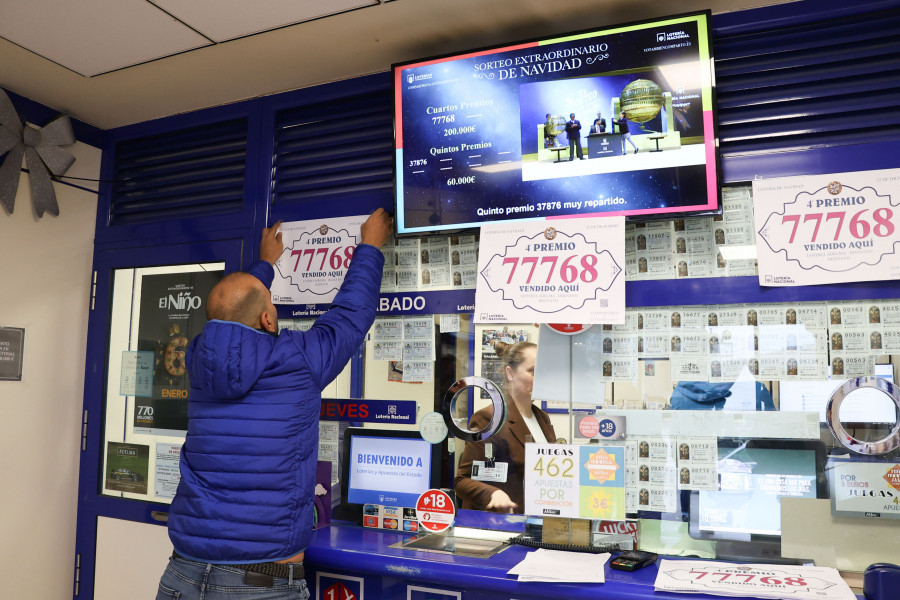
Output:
(302, 511), (862, 600)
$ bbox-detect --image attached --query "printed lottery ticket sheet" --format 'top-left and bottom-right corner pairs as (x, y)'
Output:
(654, 560), (857, 600)
(508, 548), (609, 583)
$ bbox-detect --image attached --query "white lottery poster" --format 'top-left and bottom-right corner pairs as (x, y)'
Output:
(754, 169), (900, 287)
(270, 215), (368, 304)
(654, 560), (857, 600)
(475, 216), (625, 324)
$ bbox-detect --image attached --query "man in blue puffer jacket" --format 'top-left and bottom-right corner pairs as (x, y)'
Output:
(157, 209), (392, 600)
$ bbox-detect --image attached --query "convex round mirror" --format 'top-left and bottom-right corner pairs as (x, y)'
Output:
(442, 376), (506, 442)
(827, 375), (900, 455)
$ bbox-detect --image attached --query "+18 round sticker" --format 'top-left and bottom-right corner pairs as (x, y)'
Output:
(415, 489), (455, 532)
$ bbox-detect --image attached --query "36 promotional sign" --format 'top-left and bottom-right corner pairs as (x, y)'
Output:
(475, 216), (625, 324)
(754, 169), (900, 287)
(271, 215), (368, 305)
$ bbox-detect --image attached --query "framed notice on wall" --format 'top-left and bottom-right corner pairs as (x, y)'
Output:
(0, 326), (25, 381)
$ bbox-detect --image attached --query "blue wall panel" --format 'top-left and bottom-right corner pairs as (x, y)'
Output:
(713, 1), (900, 182)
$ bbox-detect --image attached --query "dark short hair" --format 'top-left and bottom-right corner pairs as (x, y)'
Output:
(570, 113), (575, 117)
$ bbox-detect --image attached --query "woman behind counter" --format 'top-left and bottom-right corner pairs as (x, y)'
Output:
(454, 341), (557, 513)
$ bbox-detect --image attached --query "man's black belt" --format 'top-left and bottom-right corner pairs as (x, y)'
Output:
(172, 551), (304, 584)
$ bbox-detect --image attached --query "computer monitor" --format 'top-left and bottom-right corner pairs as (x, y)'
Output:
(688, 439), (827, 563)
(779, 363), (895, 423)
(335, 427), (441, 522)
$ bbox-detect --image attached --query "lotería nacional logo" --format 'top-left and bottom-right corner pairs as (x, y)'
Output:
(544, 227), (557, 240)
(319, 224), (329, 235)
(656, 30), (690, 42)
(828, 181), (842, 195)
(478, 312), (505, 322)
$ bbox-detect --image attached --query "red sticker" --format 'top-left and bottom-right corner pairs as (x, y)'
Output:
(548, 323), (592, 335)
(415, 489), (455, 532)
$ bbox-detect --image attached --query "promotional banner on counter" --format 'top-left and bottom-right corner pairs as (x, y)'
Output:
(524, 443), (625, 520)
(475, 216), (625, 324)
(135, 270), (223, 436)
(829, 457), (900, 519)
(754, 168), (900, 287)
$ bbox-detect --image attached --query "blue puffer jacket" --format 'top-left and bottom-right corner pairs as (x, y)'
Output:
(168, 244), (384, 563)
(669, 381), (775, 411)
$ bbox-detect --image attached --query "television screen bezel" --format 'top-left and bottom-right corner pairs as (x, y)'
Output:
(391, 9), (721, 237)
(688, 438), (827, 544)
(335, 427), (442, 523)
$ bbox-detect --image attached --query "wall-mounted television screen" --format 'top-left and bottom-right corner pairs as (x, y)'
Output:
(393, 11), (719, 235)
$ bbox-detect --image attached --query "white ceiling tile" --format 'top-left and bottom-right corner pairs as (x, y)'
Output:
(0, 0), (210, 76)
(155, 0), (378, 42)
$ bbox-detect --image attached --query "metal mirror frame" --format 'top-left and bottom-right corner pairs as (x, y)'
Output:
(826, 375), (900, 455)
(442, 376), (507, 442)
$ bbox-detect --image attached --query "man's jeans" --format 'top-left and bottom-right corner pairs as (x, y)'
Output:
(156, 556), (309, 600)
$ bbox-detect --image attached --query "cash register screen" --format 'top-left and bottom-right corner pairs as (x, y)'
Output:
(690, 440), (826, 540)
(341, 428), (438, 509)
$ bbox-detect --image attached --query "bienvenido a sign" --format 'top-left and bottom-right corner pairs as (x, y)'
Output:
(754, 168), (900, 287)
(475, 216), (625, 324)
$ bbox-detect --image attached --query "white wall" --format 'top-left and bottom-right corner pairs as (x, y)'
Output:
(0, 140), (100, 600)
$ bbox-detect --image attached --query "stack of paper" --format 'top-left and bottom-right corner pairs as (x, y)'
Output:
(507, 549), (608, 583)
(654, 560), (857, 600)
